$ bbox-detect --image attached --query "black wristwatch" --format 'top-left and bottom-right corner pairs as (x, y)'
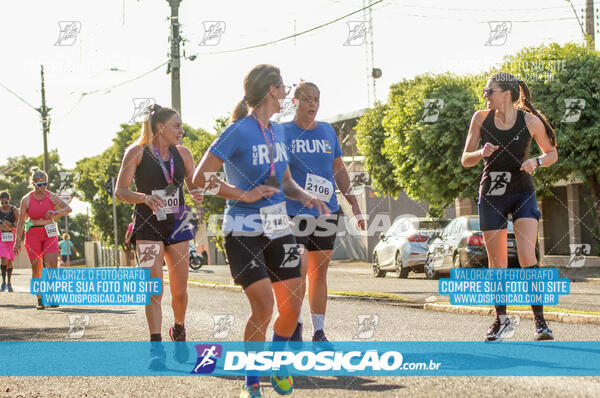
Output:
(535, 157), (542, 167)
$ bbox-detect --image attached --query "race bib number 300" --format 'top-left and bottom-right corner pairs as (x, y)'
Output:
(259, 202), (291, 240)
(1, 231), (14, 242)
(151, 188), (180, 215)
(45, 223), (58, 238)
(305, 173), (334, 203)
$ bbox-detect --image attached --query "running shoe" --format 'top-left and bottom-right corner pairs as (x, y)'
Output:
(7, 283), (13, 292)
(240, 383), (265, 398)
(149, 341), (167, 370)
(534, 318), (554, 341)
(485, 317), (512, 342)
(169, 323), (190, 363)
(0, 282), (5, 292)
(312, 329), (334, 351)
(36, 299), (45, 310)
(49, 305), (60, 308)
(271, 372), (293, 395)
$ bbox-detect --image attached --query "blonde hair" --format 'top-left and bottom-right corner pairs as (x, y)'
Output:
(293, 81), (320, 99)
(62, 233), (70, 240)
(29, 167), (47, 184)
(232, 64), (281, 122)
(136, 104), (178, 148)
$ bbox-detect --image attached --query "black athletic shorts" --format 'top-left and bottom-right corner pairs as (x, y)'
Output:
(133, 206), (194, 246)
(224, 233), (302, 289)
(291, 210), (341, 252)
(478, 190), (541, 231)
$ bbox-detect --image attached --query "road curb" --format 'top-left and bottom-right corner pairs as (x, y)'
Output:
(570, 277), (600, 284)
(168, 278), (600, 323)
(423, 303), (600, 325)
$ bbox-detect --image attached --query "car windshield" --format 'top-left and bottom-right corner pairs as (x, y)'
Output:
(468, 218), (514, 232)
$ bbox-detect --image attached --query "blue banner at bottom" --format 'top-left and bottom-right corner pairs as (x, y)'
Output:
(1, 341), (599, 376)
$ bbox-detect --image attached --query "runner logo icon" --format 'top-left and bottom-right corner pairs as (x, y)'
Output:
(191, 344), (223, 374)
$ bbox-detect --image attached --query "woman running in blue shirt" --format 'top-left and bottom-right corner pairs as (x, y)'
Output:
(193, 65), (328, 397)
(283, 82), (364, 344)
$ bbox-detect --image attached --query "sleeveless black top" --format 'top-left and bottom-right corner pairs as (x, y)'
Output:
(479, 110), (534, 195)
(133, 145), (186, 222)
(0, 205), (16, 224)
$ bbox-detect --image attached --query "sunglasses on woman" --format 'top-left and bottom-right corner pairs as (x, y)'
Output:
(483, 87), (503, 96)
(35, 182), (48, 187)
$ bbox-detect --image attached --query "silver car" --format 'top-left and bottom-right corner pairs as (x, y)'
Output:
(372, 217), (449, 278)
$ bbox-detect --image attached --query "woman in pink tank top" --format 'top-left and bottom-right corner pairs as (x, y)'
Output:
(14, 167), (72, 310)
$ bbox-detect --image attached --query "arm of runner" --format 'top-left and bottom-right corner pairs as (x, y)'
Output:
(13, 196), (28, 255)
(461, 110), (498, 167)
(115, 145), (165, 212)
(176, 145), (203, 202)
(520, 113), (558, 174)
(281, 167), (329, 216)
(332, 157), (365, 230)
(193, 152), (279, 203)
(48, 192), (72, 219)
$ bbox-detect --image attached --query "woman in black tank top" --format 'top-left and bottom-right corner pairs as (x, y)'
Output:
(0, 191), (18, 292)
(462, 72), (558, 341)
(115, 104), (203, 366)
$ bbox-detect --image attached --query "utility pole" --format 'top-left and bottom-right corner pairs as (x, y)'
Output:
(37, 65), (51, 174)
(585, 0), (596, 49)
(168, 0), (182, 116)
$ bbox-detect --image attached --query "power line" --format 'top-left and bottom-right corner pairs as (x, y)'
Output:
(191, 0), (384, 55)
(395, 1), (581, 12)
(0, 81), (37, 111)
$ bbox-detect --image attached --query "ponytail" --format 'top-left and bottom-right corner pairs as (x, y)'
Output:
(517, 80), (557, 147)
(231, 98), (249, 122)
(29, 167), (47, 184)
(232, 64), (281, 123)
(490, 72), (557, 147)
(135, 104), (178, 149)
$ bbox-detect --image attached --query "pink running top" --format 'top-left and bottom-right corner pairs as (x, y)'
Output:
(28, 191), (55, 220)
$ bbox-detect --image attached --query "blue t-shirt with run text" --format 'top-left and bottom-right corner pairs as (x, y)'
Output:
(283, 121), (343, 217)
(209, 116), (289, 233)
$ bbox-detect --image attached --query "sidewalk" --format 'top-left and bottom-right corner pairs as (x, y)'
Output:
(182, 260), (600, 323)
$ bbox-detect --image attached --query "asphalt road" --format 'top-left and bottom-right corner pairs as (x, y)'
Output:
(1, 269), (600, 397)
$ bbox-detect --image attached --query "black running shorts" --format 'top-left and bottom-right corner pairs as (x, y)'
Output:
(224, 233), (302, 289)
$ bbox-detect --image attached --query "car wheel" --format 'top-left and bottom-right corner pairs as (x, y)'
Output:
(395, 251), (409, 279)
(453, 253), (462, 269)
(372, 253), (386, 278)
(425, 256), (439, 280)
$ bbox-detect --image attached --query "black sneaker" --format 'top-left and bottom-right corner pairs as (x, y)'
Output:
(149, 341), (167, 370)
(169, 323), (190, 363)
(312, 329), (334, 351)
(485, 317), (512, 342)
(36, 301), (45, 310)
(49, 305), (60, 308)
(534, 318), (554, 341)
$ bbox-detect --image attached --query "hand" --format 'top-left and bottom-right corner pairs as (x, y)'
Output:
(351, 204), (366, 230)
(45, 210), (58, 219)
(481, 143), (500, 158)
(13, 241), (21, 255)
(520, 158), (537, 174)
(189, 188), (204, 202)
(302, 194), (330, 216)
(144, 194), (166, 212)
(242, 185), (280, 203)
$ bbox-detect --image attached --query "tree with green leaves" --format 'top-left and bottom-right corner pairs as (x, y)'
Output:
(380, 73), (484, 216)
(0, 151), (65, 205)
(500, 42), (600, 229)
